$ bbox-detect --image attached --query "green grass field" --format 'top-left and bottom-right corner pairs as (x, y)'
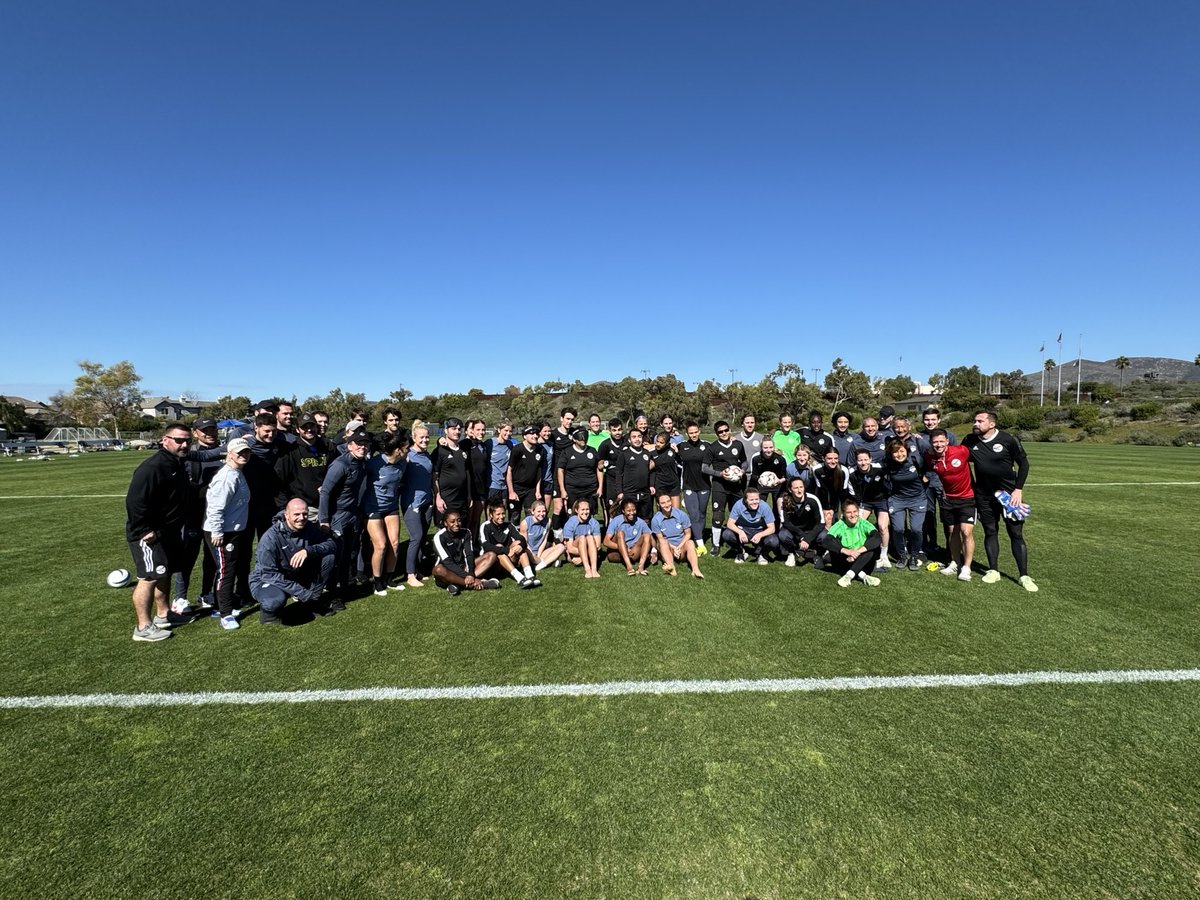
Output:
(2, 444), (1198, 898)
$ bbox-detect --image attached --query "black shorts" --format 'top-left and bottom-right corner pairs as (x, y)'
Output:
(128, 531), (184, 581)
(941, 496), (977, 525)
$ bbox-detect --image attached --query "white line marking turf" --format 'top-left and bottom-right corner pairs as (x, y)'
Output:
(3, 668), (1198, 710)
(0, 495), (125, 499)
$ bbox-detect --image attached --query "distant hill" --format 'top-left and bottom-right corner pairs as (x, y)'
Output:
(1024, 357), (1199, 386)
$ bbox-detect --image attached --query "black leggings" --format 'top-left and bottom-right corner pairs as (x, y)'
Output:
(976, 494), (1029, 576)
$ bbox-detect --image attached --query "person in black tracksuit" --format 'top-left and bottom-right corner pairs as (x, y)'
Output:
(243, 413), (285, 539)
(676, 421), (711, 546)
(478, 502), (540, 588)
(776, 477), (826, 566)
(649, 433), (682, 508)
(812, 449), (853, 528)
(749, 438), (789, 509)
(431, 510), (499, 594)
(702, 420), (746, 554)
(964, 409), (1036, 589)
(596, 419), (626, 522)
(318, 430), (370, 608)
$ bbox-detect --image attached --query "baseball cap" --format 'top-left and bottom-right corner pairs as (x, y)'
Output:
(347, 430), (371, 446)
(298, 414), (317, 429)
(522, 425), (538, 435)
(193, 417), (217, 431)
(879, 405), (895, 418)
(571, 427), (588, 441)
(227, 437), (251, 454)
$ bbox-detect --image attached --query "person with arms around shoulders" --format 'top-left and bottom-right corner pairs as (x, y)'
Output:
(676, 421), (711, 552)
(363, 428), (410, 596)
(318, 429), (370, 610)
(401, 423), (434, 589)
(924, 428), (976, 582)
(203, 437), (254, 630)
(478, 499), (541, 589)
(848, 448), (892, 570)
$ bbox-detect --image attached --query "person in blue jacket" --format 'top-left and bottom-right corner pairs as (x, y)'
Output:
(250, 499), (338, 623)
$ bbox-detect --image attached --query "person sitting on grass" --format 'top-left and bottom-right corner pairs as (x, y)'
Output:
(604, 498), (653, 576)
(478, 500), (541, 589)
(650, 492), (703, 578)
(521, 499), (566, 571)
(562, 498), (602, 578)
(722, 486), (780, 565)
(775, 476), (825, 568)
(820, 499), (882, 588)
(431, 509), (500, 595)
(250, 498), (339, 622)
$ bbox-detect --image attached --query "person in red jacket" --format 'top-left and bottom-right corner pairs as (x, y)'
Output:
(924, 428), (976, 581)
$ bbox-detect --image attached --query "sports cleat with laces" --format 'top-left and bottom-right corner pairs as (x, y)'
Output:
(958, 568), (972, 582)
(982, 569), (1001, 584)
(858, 571), (881, 587)
(939, 562), (959, 577)
(1019, 575), (1039, 593)
(132, 623), (172, 642)
(784, 553), (796, 568)
(837, 573), (854, 588)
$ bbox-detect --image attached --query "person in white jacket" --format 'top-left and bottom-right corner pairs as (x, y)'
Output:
(204, 437), (253, 630)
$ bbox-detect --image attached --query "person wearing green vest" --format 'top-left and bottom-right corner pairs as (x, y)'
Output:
(820, 499), (882, 587)
(585, 413), (609, 451)
(771, 413), (802, 464)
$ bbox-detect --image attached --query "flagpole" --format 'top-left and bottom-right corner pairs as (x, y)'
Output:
(1039, 343), (1046, 406)
(1075, 334), (1083, 404)
(1056, 331), (1063, 405)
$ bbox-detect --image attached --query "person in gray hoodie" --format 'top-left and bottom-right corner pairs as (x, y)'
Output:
(251, 499), (338, 623)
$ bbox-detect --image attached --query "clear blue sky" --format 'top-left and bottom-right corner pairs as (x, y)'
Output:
(3, 1), (1196, 403)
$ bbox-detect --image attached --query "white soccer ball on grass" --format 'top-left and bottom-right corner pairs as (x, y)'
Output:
(106, 568), (132, 589)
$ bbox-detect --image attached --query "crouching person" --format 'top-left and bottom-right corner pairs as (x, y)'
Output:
(820, 499), (882, 588)
(431, 509), (500, 595)
(250, 499), (338, 623)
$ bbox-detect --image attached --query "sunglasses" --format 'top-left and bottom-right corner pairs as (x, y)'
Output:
(166, 435), (191, 444)
(716, 428), (730, 434)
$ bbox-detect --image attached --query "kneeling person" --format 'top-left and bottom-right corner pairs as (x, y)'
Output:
(250, 498), (339, 622)
(723, 487), (779, 564)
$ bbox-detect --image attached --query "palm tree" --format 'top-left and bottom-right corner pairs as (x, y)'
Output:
(1194, 353), (1200, 367)
(1044, 358), (1056, 371)
(1115, 355), (1130, 393)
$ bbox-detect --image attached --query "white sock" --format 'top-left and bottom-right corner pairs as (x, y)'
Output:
(510, 569), (524, 583)
(535, 560), (548, 571)
(523, 566), (534, 579)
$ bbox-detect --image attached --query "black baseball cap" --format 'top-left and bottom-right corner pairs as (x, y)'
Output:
(193, 417), (218, 431)
(879, 405), (895, 418)
(347, 430), (371, 446)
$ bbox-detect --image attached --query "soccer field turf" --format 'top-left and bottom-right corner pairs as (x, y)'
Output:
(2, 445), (1198, 898)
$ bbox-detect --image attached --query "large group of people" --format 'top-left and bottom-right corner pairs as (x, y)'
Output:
(123, 399), (1037, 642)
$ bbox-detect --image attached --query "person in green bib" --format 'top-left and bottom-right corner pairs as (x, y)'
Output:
(820, 499), (882, 588)
(771, 413), (802, 464)
(585, 413), (609, 451)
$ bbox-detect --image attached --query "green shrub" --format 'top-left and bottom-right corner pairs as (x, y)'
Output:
(1016, 431), (1037, 443)
(1172, 428), (1200, 447)
(1084, 420), (1110, 436)
(1131, 402), (1162, 421)
(1044, 408), (1072, 424)
(1127, 430), (1167, 446)
(1188, 401), (1200, 415)
(1014, 405), (1046, 431)
(995, 407), (1017, 430)
(942, 411), (970, 429)
(1070, 404), (1100, 427)
(1048, 432), (1069, 442)
(1036, 426), (1063, 442)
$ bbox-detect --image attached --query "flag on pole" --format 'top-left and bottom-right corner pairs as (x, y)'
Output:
(1039, 343), (1044, 353)
(1057, 332), (1063, 344)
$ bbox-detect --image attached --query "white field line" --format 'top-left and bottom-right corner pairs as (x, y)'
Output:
(3, 667), (1198, 711)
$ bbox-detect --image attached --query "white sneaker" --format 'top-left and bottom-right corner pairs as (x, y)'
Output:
(734, 553), (746, 564)
(875, 559), (891, 572)
(958, 569), (972, 582)
(757, 555), (769, 566)
(784, 553), (796, 568)
(939, 562), (959, 577)
(837, 573), (853, 588)
(219, 615), (240, 631)
(858, 571), (881, 587)
(373, 588), (387, 597)
(981, 569), (1001, 584)
(388, 582), (405, 592)
(1020, 575), (1039, 593)
(171, 597), (193, 615)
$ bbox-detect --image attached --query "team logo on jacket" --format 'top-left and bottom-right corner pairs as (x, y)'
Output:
(992, 444), (1003, 452)
(586, 452), (594, 459)
(951, 458), (962, 467)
